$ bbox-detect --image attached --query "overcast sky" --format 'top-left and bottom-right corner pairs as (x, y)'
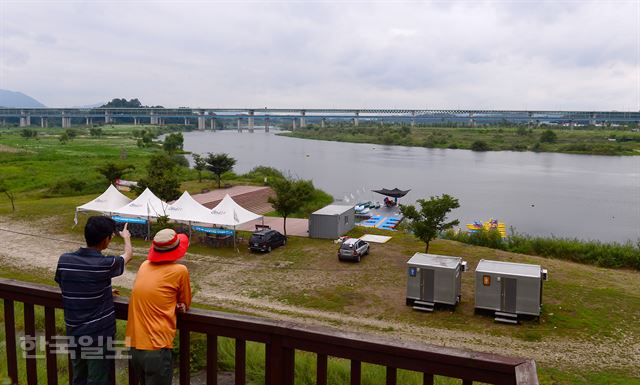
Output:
(1, 1), (638, 110)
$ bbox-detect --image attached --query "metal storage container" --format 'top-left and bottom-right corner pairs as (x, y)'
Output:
(406, 253), (467, 312)
(309, 205), (355, 239)
(475, 259), (548, 323)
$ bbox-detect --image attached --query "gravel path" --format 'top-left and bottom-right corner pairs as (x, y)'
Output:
(0, 217), (637, 375)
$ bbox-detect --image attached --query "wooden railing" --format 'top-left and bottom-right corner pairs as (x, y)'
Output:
(0, 278), (539, 385)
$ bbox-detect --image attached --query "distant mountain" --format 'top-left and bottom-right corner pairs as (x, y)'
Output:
(0, 89), (46, 108)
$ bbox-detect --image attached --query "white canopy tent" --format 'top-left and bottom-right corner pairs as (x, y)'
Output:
(74, 185), (132, 225)
(208, 194), (264, 249)
(166, 191), (216, 224)
(166, 191), (222, 237)
(111, 188), (169, 219)
(209, 194), (263, 226)
(111, 188), (169, 237)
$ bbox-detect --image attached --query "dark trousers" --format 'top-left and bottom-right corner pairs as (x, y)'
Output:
(130, 348), (173, 385)
(70, 343), (114, 385)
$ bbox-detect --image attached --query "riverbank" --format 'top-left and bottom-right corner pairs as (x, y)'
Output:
(279, 125), (640, 155)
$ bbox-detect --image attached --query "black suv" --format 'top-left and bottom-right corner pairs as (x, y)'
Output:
(249, 229), (286, 252)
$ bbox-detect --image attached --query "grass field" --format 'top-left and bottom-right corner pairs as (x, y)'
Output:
(280, 125), (640, 155)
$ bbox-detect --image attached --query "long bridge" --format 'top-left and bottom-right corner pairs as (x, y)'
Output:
(1, 107), (638, 131)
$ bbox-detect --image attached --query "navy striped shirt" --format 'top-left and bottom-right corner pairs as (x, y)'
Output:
(55, 248), (125, 338)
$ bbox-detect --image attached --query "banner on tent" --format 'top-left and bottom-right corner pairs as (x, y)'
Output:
(112, 216), (148, 224)
(193, 226), (234, 236)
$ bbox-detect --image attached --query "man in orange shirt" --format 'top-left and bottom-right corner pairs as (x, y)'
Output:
(126, 229), (191, 385)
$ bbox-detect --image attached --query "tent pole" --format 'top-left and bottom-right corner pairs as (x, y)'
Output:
(147, 217), (150, 241)
(234, 225), (237, 252)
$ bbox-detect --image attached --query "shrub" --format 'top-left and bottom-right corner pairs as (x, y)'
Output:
(470, 140), (490, 151)
(540, 129), (557, 143)
(47, 178), (88, 196)
(443, 229), (640, 270)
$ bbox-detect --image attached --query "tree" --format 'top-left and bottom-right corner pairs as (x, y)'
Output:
(96, 162), (135, 185)
(400, 194), (460, 252)
(20, 129), (37, 139)
(135, 153), (181, 201)
(192, 153), (208, 182)
(205, 153), (236, 188)
(101, 98), (143, 108)
(0, 183), (16, 212)
(268, 178), (313, 236)
(540, 129), (557, 143)
(163, 132), (184, 154)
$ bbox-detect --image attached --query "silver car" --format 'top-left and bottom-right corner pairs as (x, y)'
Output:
(338, 238), (370, 262)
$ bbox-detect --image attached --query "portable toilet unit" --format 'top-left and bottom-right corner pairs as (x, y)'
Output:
(309, 204), (355, 239)
(405, 253), (468, 312)
(475, 259), (548, 324)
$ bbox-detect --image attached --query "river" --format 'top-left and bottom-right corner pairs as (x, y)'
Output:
(181, 130), (640, 242)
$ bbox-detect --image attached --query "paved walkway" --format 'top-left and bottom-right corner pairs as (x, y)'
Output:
(238, 216), (309, 237)
(191, 185), (274, 213)
(192, 185), (268, 205)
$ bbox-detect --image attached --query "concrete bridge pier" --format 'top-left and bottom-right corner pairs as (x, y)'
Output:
(590, 113), (597, 126)
(150, 112), (158, 125)
(210, 118), (216, 131)
(1, 118), (5, 126)
(20, 112), (31, 127)
(528, 112), (533, 127)
(198, 116), (206, 131)
(353, 111), (359, 126)
(264, 117), (270, 132)
(86, 117), (92, 126)
(41, 117), (48, 128)
(62, 114), (72, 128)
(105, 111), (112, 124)
(411, 111), (416, 128)
(468, 113), (476, 128)
(292, 118), (297, 131)
(184, 117), (189, 126)
(321, 118), (326, 128)
(133, 117), (138, 125)
(300, 111), (306, 128)
(237, 117), (242, 132)
(248, 110), (254, 133)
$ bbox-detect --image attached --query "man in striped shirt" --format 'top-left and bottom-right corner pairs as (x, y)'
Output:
(55, 216), (133, 385)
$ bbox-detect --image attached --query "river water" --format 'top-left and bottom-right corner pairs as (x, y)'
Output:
(181, 130), (640, 242)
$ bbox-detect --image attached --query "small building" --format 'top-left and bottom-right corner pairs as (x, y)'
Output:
(405, 253), (467, 312)
(475, 259), (548, 323)
(309, 204), (355, 239)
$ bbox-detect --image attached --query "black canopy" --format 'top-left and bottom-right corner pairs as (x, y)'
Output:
(372, 188), (411, 198)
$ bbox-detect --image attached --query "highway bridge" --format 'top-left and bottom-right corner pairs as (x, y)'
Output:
(1, 107), (638, 131)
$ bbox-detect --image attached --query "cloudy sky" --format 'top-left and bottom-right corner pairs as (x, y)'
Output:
(1, 1), (638, 110)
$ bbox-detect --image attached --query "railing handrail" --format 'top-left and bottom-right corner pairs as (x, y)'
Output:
(0, 277), (539, 385)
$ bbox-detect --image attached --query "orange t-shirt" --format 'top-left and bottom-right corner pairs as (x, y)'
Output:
(125, 260), (191, 350)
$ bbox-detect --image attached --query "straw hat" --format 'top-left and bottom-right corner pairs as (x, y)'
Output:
(148, 229), (189, 262)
